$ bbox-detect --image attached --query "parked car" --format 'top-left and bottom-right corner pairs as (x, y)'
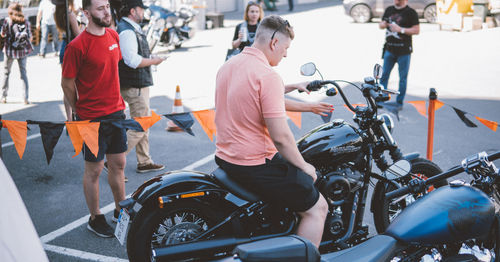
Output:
(343, 0), (437, 23)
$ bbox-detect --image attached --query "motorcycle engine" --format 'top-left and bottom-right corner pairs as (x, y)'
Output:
(318, 167), (363, 206)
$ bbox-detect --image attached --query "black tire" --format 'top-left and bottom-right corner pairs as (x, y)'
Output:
(423, 4), (437, 23)
(126, 200), (229, 262)
(372, 158), (447, 233)
(350, 4), (372, 23)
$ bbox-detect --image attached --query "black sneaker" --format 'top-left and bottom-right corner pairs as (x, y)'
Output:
(136, 163), (165, 173)
(87, 214), (114, 238)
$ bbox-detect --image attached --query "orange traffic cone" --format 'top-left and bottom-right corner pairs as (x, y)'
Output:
(166, 85), (184, 132)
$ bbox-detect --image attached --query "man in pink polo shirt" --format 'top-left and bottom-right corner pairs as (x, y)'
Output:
(215, 15), (331, 247)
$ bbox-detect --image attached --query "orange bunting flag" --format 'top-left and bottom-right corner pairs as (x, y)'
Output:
(475, 116), (498, 132)
(65, 120), (89, 157)
(435, 100), (445, 111)
(407, 101), (427, 117)
(286, 111), (302, 129)
(1, 120), (27, 159)
(134, 111), (161, 132)
(192, 109), (216, 142)
(77, 122), (100, 158)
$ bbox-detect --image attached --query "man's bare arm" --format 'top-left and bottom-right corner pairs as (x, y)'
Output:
(265, 117), (317, 181)
(61, 77), (77, 120)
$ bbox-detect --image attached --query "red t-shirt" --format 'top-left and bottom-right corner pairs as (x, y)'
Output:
(62, 28), (125, 120)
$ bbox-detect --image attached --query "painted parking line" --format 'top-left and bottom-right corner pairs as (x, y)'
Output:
(41, 153), (215, 260)
(2, 133), (41, 148)
(43, 244), (128, 262)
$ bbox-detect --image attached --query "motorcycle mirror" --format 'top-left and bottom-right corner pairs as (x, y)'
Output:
(383, 159), (411, 180)
(373, 64), (383, 80)
(300, 62), (317, 76)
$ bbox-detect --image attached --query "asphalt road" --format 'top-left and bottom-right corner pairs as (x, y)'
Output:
(1, 0), (499, 261)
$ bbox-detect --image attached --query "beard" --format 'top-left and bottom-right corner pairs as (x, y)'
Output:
(91, 13), (111, 27)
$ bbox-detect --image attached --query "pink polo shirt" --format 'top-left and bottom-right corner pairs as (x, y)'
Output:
(215, 47), (286, 166)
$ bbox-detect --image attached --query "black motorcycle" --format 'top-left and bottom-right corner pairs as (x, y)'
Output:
(119, 63), (446, 261)
(209, 150), (500, 262)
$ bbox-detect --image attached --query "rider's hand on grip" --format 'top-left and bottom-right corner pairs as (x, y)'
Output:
(299, 80), (324, 93)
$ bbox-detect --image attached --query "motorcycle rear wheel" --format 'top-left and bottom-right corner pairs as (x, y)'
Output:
(126, 199), (230, 262)
(372, 157), (447, 233)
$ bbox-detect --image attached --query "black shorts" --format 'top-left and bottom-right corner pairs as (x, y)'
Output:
(215, 153), (320, 212)
(76, 110), (127, 162)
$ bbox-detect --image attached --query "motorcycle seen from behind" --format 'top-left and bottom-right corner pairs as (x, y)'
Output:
(143, 4), (197, 52)
(210, 150), (500, 262)
(118, 63), (446, 261)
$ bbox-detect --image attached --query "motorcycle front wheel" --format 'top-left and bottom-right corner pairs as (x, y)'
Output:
(126, 199), (230, 262)
(372, 157), (448, 233)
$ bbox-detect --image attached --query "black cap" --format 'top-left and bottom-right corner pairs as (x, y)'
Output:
(122, 0), (147, 10)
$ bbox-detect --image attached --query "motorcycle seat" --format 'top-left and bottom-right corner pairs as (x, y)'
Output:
(212, 168), (260, 203)
(321, 235), (399, 262)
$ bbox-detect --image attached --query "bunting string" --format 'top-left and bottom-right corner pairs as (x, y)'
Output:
(0, 98), (497, 163)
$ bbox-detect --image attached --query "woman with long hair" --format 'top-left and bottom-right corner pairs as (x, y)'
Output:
(231, 1), (264, 51)
(0, 3), (33, 104)
(53, 0), (81, 65)
(53, 0), (81, 121)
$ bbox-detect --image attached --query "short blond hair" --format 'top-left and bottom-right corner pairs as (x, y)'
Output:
(255, 15), (294, 41)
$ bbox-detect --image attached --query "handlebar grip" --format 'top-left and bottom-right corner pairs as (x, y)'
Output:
(385, 186), (411, 200)
(299, 80), (325, 93)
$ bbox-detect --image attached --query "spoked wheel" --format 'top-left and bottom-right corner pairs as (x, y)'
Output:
(127, 200), (230, 262)
(373, 158), (448, 233)
(423, 4), (437, 23)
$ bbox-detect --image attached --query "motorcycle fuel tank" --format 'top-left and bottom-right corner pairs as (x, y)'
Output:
(297, 120), (364, 164)
(385, 185), (495, 245)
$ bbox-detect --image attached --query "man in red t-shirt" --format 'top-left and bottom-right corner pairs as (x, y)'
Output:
(61, 0), (126, 238)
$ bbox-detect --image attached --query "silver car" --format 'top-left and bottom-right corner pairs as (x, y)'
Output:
(343, 0), (437, 23)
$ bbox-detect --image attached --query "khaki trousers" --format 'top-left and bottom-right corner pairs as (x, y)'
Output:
(120, 86), (153, 167)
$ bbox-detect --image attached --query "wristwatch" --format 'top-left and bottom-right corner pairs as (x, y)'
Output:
(401, 28), (405, 34)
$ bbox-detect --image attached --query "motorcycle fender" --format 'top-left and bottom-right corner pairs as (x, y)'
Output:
(402, 152), (420, 161)
(129, 170), (238, 209)
(370, 180), (399, 213)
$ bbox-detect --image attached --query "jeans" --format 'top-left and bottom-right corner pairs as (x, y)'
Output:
(2, 56), (29, 101)
(40, 23), (60, 55)
(380, 50), (411, 105)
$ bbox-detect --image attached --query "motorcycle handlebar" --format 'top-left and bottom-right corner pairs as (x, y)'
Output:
(385, 151), (500, 200)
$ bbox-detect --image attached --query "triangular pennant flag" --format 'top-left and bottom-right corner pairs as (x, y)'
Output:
(1, 120), (27, 159)
(134, 111), (162, 132)
(321, 111), (332, 123)
(192, 109), (216, 142)
(164, 112), (195, 136)
(65, 120), (89, 157)
(407, 101), (427, 117)
(77, 122), (100, 158)
(286, 111), (302, 129)
(104, 119), (144, 132)
(452, 107), (477, 128)
(38, 123), (65, 164)
(435, 100), (445, 112)
(475, 116), (498, 132)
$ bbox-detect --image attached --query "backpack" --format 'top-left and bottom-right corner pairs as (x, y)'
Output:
(10, 21), (30, 50)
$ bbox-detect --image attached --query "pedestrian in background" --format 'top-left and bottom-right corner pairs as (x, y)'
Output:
(232, 1), (263, 51)
(1, 3), (33, 105)
(36, 0), (59, 58)
(54, 0), (81, 121)
(54, 0), (81, 65)
(61, 0), (126, 238)
(379, 0), (419, 110)
(117, 0), (166, 174)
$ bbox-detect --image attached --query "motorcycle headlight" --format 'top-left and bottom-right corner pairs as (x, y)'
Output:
(379, 113), (394, 133)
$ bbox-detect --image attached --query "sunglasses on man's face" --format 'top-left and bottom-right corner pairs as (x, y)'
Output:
(271, 20), (290, 40)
